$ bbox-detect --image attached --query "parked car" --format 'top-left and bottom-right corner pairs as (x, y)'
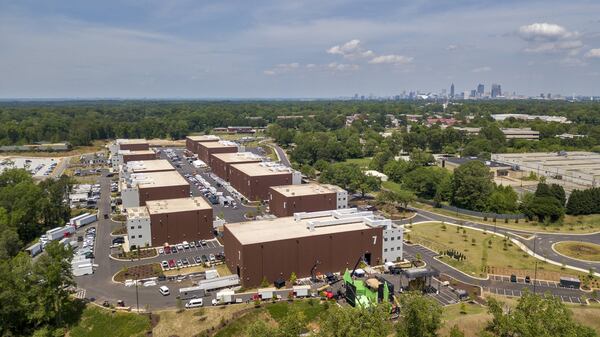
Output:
(171, 246), (178, 254)
(159, 286), (170, 296)
(189, 241), (196, 248)
(525, 276), (531, 283)
(164, 246), (171, 254)
(158, 247), (164, 255)
(510, 275), (517, 283)
(177, 259), (183, 267)
(112, 237), (125, 245)
(209, 254), (216, 262)
(177, 244), (184, 251)
(161, 261), (169, 269)
(194, 256), (202, 264)
(185, 298), (203, 308)
(182, 241), (190, 249)
(201, 255), (208, 263)
(182, 258), (189, 266)
(168, 259), (176, 268)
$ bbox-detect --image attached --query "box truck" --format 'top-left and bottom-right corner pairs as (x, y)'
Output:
(46, 227), (69, 241)
(258, 287), (276, 300)
(293, 285), (310, 298)
(69, 213), (89, 226)
(215, 289), (235, 304)
(560, 276), (581, 289)
(179, 286), (206, 300)
(26, 243), (42, 257)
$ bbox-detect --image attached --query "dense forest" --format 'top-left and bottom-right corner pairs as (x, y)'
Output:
(1, 100), (600, 147)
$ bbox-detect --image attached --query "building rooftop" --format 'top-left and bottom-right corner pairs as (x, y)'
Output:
(211, 152), (263, 163)
(187, 135), (220, 142)
(230, 162), (294, 177)
(226, 209), (392, 245)
(123, 170), (188, 189)
(443, 157), (511, 168)
(120, 149), (156, 156)
(125, 159), (174, 173)
(146, 197), (212, 214)
(200, 141), (238, 149)
(270, 183), (344, 197)
(117, 139), (148, 145)
(127, 206), (149, 219)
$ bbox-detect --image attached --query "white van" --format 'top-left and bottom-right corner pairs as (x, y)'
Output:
(185, 298), (203, 308)
(159, 286), (170, 296)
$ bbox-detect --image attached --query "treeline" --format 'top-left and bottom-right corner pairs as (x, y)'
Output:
(244, 291), (596, 337)
(566, 187), (600, 215)
(0, 169), (72, 259)
(0, 242), (77, 336)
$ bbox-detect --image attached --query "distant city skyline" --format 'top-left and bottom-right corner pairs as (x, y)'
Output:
(1, 0), (600, 98)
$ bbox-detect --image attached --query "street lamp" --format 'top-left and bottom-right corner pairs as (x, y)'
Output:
(532, 236), (538, 295)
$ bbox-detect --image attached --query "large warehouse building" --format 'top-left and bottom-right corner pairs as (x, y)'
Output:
(492, 151), (600, 188)
(185, 135), (220, 155)
(112, 150), (157, 168)
(121, 170), (190, 209)
(224, 208), (403, 287)
(229, 162), (301, 201)
(126, 197), (213, 247)
(109, 139), (149, 155)
(197, 140), (239, 164)
(120, 159), (174, 180)
(268, 184), (348, 217)
(210, 152), (263, 181)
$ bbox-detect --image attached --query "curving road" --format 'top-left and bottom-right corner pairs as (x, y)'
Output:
(399, 207), (600, 276)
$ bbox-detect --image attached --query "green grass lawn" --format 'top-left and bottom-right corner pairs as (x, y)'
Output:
(215, 300), (329, 337)
(554, 241), (600, 262)
(408, 222), (581, 279)
(382, 180), (404, 194)
(69, 306), (151, 337)
(342, 157), (372, 168)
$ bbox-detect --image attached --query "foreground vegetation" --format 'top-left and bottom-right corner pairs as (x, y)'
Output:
(69, 306), (151, 337)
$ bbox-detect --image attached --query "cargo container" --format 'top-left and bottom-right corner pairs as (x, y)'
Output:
(74, 213), (97, 228)
(26, 243), (42, 257)
(69, 213), (90, 226)
(205, 269), (219, 280)
(179, 286), (205, 300)
(196, 275), (240, 293)
(46, 227), (69, 241)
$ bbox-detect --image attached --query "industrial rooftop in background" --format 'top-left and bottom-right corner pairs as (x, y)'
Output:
(146, 197), (212, 214)
(211, 152), (263, 163)
(270, 183), (345, 197)
(122, 170), (188, 189)
(124, 159), (174, 173)
(186, 135), (221, 142)
(225, 208), (394, 245)
(230, 162), (294, 176)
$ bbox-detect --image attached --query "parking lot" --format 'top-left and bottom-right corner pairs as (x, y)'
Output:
(489, 274), (561, 287)
(157, 148), (252, 223)
(482, 286), (584, 304)
(157, 239), (224, 271)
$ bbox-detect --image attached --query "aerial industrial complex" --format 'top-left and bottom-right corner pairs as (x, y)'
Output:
(210, 152), (263, 181)
(229, 162), (302, 201)
(121, 170), (190, 209)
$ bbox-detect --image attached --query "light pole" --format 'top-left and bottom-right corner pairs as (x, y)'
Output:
(533, 236), (538, 295)
(135, 273), (140, 312)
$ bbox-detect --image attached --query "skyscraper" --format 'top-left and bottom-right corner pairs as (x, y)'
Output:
(450, 83), (455, 98)
(477, 84), (484, 97)
(491, 83), (502, 98)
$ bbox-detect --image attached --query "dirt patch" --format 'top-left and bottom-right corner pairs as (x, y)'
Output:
(114, 263), (163, 282)
(555, 241), (600, 262)
(111, 225), (127, 236)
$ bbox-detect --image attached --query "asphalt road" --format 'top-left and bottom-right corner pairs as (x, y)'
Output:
(403, 207), (600, 274)
(272, 144), (291, 167)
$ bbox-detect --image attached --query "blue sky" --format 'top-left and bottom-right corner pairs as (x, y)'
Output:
(1, 0), (599, 98)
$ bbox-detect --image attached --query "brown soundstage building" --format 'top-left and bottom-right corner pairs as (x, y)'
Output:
(224, 209), (403, 287)
(268, 184), (348, 217)
(121, 150), (157, 164)
(185, 135), (220, 155)
(228, 162), (300, 201)
(127, 197), (213, 247)
(115, 139), (149, 152)
(196, 141), (238, 165)
(121, 170), (191, 209)
(210, 152), (263, 181)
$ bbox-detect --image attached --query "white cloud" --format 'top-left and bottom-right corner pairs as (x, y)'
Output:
(368, 54), (413, 65)
(518, 23), (575, 41)
(517, 22), (582, 56)
(327, 62), (359, 71)
(263, 62), (301, 75)
(326, 39), (374, 59)
(472, 66), (492, 73)
(585, 48), (600, 58)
